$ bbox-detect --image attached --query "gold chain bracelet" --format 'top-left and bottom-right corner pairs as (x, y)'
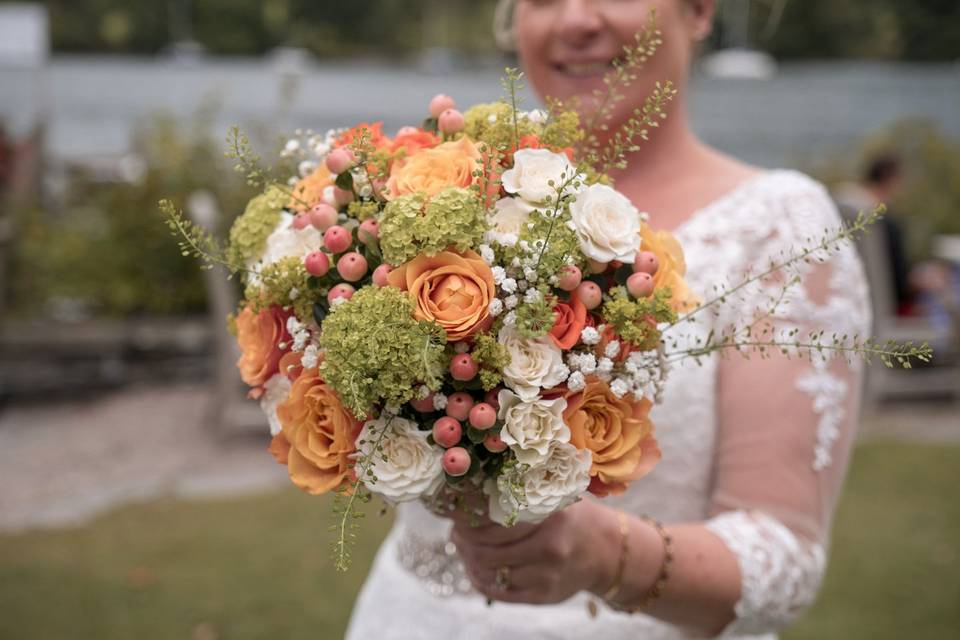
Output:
(601, 512), (674, 614)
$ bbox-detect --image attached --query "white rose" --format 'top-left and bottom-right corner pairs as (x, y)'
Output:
(491, 196), (534, 234)
(486, 442), (592, 525)
(499, 326), (567, 400)
(501, 148), (578, 205)
(260, 373), (292, 436)
(569, 183), (642, 263)
(497, 390), (570, 465)
(357, 416), (445, 503)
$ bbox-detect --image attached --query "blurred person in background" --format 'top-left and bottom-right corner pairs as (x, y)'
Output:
(348, 1), (872, 639)
(836, 154), (960, 349)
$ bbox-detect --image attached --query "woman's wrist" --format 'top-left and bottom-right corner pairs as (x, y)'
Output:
(589, 508), (671, 609)
(586, 503), (626, 596)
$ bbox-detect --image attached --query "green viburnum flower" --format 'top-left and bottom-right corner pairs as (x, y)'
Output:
(602, 286), (677, 350)
(319, 286), (447, 419)
(463, 102), (540, 153)
(471, 332), (512, 391)
(244, 256), (313, 323)
(539, 109), (584, 151)
(347, 199), (381, 222)
(379, 187), (488, 266)
(227, 185), (286, 269)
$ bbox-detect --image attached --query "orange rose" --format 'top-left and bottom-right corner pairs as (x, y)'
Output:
(563, 378), (661, 497)
(385, 136), (482, 200)
(549, 294), (587, 350)
(387, 249), (495, 341)
(270, 367), (363, 495)
(390, 128), (440, 156)
(235, 305), (291, 389)
(640, 224), (698, 312)
(288, 164), (333, 212)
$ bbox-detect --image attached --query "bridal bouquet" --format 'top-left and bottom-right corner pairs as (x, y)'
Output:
(163, 21), (929, 571)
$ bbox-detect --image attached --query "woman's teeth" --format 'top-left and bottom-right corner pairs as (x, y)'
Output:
(560, 61), (612, 77)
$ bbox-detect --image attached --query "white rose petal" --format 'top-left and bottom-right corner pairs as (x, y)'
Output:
(497, 390), (570, 465)
(501, 149), (577, 205)
(357, 416), (445, 503)
(491, 197), (534, 235)
(486, 442), (591, 525)
(260, 374), (292, 436)
(499, 326), (567, 400)
(569, 183), (642, 263)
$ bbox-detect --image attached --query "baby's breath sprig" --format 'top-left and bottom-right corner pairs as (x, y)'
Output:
(501, 67), (526, 152)
(160, 199), (246, 275)
(225, 126), (310, 209)
(331, 413), (395, 572)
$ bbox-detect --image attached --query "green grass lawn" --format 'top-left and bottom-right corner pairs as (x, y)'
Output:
(1, 440), (958, 640)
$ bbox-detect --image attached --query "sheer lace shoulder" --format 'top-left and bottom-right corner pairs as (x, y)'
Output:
(684, 170), (870, 636)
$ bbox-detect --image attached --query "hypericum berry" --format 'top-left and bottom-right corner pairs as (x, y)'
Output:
(428, 94), (456, 119)
(292, 212), (311, 230)
(304, 251), (330, 277)
(483, 433), (508, 453)
(557, 265), (582, 292)
(627, 272), (655, 298)
(372, 263), (393, 287)
(327, 283), (356, 303)
(432, 417), (463, 448)
(445, 392), (475, 421)
(438, 109), (465, 135)
(576, 281), (603, 310)
(337, 252), (368, 282)
(325, 147), (356, 175)
(633, 250), (659, 275)
(358, 218), (380, 245)
(323, 225), (352, 254)
(309, 203), (339, 231)
(410, 393), (435, 413)
(483, 388), (502, 411)
(449, 353), (479, 381)
(587, 259), (608, 274)
(333, 186), (354, 207)
(442, 447), (471, 477)
(468, 403), (497, 430)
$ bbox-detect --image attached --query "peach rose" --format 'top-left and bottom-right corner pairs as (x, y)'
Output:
(235, 305), (291, 389)
(640, 224), (698, 312)
(270, 367), (363, 495)
(385, 136), (482, 200)
(549, 294), (587, 350)
(563, 378), (661, 497)
(390, 128), (440, 156)
(387, 249), (496, 341)
(288, 164), (333, 212)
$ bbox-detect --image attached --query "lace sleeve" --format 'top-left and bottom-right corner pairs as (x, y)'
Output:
(702, 174), (871, 636)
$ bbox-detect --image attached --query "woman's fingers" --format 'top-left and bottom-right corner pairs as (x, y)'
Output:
(451, 518), (538, 547)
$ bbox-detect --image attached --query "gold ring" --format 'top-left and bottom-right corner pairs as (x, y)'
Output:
(494, 565), (512, 591)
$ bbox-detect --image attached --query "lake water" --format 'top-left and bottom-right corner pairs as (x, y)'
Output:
(1, 56), (958, 170)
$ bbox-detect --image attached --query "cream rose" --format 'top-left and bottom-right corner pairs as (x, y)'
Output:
(491, 196), (533, 235)
(501, 148), (578, 205)
(357, 415), (445, 503)
(497, 389), (569, 465)
(499, 326), (568, 400)
(249, 212), (325, 282)
(486, 442), (592, 525)
(569, 183), (642, 263)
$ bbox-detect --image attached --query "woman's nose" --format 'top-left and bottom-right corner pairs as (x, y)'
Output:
(553, 0), (605, 47)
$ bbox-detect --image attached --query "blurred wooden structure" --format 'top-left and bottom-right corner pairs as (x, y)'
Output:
(186, 190), (265, 436)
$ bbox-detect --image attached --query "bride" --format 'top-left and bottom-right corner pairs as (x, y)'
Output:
(347, 1), (870, 638)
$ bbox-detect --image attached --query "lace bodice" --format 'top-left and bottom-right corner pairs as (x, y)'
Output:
(346, 170), (871, 639)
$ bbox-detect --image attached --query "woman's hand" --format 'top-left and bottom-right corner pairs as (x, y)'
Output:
(450, 499), (621, 604)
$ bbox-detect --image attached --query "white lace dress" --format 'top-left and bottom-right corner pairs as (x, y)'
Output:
(346, 170), (871, 640)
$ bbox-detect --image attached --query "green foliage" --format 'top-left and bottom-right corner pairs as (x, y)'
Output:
(378, 187), (488, 266)
(244, 256), (313, 322)
(226, 186), (286, 268)
(8, 114), (250, 317)
(514, 288), (557, 339)
(471, 331), (511, 390)
(603, 286), (677, 350)
(318, 287), (447, 418)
